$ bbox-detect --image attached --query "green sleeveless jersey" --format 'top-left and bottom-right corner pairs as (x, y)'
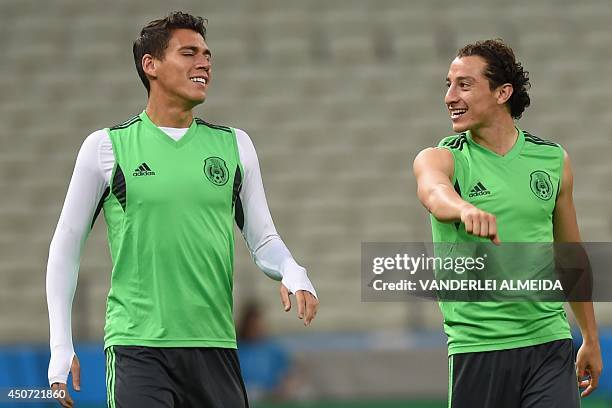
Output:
(102, 111), (243, 349)
(432, 128), (572, 355)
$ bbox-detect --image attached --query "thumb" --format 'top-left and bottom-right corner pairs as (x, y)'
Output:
(71, 355), (81, 392)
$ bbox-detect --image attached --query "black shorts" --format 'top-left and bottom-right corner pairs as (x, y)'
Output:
(448, 339), (579, 408)
(105, 346), (249, 408)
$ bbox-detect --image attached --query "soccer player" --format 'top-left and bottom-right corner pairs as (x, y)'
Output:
(46, 12), (318, 408)
(413, 39), (602, 407)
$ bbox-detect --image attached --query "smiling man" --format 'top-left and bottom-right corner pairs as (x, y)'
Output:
(413, 39), (602, 407)
(46, 12), (318, 408)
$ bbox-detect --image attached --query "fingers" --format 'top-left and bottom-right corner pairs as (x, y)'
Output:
(579, 368), (600, 398)
(489, 221), (500, 245)
(463, 214), (473, 235)
(281, 285), (319, 326)
(590, 365), (601, 390)
(471, 216), (481, 237)
(52, 382), (73, 408)
(576, 366), (595, 398)
(480, 219), (489, 238)
(581, 378), (597, 398)
(302, 292), (319, 326)
(296, 290), (306, 320)
(488, 217), (496, 238)
(71, 355), (81, 392)
(280, 284), (291, 312)
(462, 208), (499, 243)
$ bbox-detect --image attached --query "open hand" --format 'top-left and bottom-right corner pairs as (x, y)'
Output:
(280, 284), (319, 326)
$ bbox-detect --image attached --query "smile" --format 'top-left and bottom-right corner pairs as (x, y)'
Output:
(190, 77), (207, 85)
(450, 108), (467, 119)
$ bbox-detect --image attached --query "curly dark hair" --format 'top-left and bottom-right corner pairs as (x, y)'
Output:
(133, 11), (208, 94)
(458, 39), (531, 119)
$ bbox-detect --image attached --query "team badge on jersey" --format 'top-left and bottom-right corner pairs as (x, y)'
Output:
(204, 156), (229, 186)
(530, 170), (553, 200)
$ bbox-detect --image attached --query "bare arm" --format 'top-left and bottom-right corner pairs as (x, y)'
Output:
(553, 150), (602, 397)
(413, 147), (499, 243)
(414, 148), (463, 222)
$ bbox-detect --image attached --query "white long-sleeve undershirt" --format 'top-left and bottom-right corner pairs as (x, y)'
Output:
(46, 125), (316, 386)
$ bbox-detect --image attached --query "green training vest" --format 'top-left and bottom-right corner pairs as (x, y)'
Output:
(102, 111), (243, 349)
(432, 128), (572, 355)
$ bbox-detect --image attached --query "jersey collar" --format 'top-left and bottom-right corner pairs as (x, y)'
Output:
(466, 127), (525, 162)
(139, 110), (198, 148)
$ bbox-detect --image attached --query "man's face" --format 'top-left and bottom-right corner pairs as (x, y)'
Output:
(444, 56), (500, 133)
(152, 28), (212, 107)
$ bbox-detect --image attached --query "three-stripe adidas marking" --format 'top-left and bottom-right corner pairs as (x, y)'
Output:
(133, 162), (155, 177)
(468, 182), (491, 197)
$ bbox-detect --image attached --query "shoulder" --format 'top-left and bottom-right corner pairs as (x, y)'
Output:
(82, 129), (109, 145)
(413, 134), (467, 167)
(413, 146), (454, 179)
(522, 130), (564, 168)
(232, 128), (258, 167)
(233, 128), (254, 148)
(438, 133), (468, 150)
(80, 129), (110, 155)
(522, 130), (561, 149)
(414, 133), (467, 164)
(192, 121), (256, 158)
(108, 114), (142, 132)
(194, 117), (233, 134)
(74, 129), (113, 177)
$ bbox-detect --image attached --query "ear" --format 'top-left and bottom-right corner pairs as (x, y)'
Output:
(496, 83), (514, 105)
(142, 54), (157, 80)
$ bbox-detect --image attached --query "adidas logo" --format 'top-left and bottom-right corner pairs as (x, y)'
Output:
(133, 162), (156, 177)
(468, 182), (491, 197)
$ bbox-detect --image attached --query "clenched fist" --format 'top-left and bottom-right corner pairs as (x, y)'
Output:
(460, 204), (500, 244)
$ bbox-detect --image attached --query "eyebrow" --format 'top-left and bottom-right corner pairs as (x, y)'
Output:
(446, 76), (476, 83)
(178, 45), (212, 57)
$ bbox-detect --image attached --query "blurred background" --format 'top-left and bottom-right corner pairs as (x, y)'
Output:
(1, 0), (611, 406)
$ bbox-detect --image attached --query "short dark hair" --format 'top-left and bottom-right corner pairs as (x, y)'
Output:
(133, 11), (207, 94)
(458, 39), (531, 119)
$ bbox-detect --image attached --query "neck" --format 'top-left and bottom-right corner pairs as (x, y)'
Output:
(145, 92), (195, 128)
(470, 115), (518, 156)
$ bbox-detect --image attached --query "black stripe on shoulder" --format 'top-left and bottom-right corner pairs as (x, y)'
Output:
(110, 115), (142, 131)
(90, 186), (110, 229)
(111, 165), (127, 211)
(113, 115), (139, 128)
(457, 136), (467, 151)
(524, 137), (558, 147)
(523, 131), (558, 147)
(444, 133), (467, 151)
(195, 118), (232, 133)
(442, 135), (460, 147)
(442, 139), (455, 147)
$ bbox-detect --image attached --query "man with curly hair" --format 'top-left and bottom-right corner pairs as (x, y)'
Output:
(413, 39), (602, 407)
(46, 11), (318, 408)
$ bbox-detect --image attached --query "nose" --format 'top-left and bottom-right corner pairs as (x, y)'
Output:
(195, 55), (211, 71)
(445, 84), (458, 106)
